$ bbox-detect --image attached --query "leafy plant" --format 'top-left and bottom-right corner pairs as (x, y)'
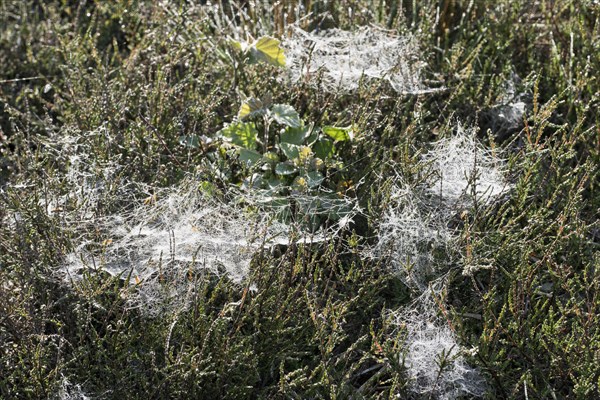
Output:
(216, 96), (355, 227)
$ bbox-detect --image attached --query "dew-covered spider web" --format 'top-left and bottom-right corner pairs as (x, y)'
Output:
(423, 126), (511, 206)
(59, 176), (293, 317)
(47, 128), (359, 317)
(373, 127), (511, 398)
(284, 26), (432, 94)
(390, 280), (487, 399)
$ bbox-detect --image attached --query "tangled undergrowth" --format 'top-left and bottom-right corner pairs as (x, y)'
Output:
(1, 1), (599, 399)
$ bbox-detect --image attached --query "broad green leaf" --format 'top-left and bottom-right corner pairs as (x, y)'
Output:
(275, 162), (297, 176)
(256, 195), (291, 221)
(239, 148), (262, 166)
(219, 122), (258, 149)
(271, 104), (301, 128)
(322, 125), (353, 142)
(179, 135), (200, 148)
(238, 97), (268, 119)
(313, 139), (335, 159)
(267, 177), (285, 190)
(300, 194), (351, 220)
(279, 142), (300, 160)
(297, 197), (320, 213)
(251, 36), (286, 67)
(306, 171), (324, 188)
(281, 125), (310, 145)
(321, 195), (353, 220)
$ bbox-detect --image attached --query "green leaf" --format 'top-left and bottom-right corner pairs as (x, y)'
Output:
(322, 125), (353, 142)
(179, 135), (200, 148)
(281, 125), (310, 145)
(219, 122), (258, 149)
(250, 36), (286, 67)
(275, 162), (297, 176)
(306, 171), (324, 188)
(313, 139), (335, 159)
(266, 177), (285, 190)
(320, 194), (353, 220)
(239, 148), (262, 166)
(238, 97), (268, 120)
(279, 142), (300, 160)
(271, 104), (301, 128)
(256, 195), (291, 221)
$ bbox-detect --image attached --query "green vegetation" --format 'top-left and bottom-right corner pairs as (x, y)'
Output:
(0, 1), (598, 399)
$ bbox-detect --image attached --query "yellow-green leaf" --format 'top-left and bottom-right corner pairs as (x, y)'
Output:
(322, 125), (353, 142)
(251, 36), (286, 67)
(219, 122), (258, 149)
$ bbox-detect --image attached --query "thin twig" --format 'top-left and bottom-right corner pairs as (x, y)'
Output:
(0, 76), (44, 84)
